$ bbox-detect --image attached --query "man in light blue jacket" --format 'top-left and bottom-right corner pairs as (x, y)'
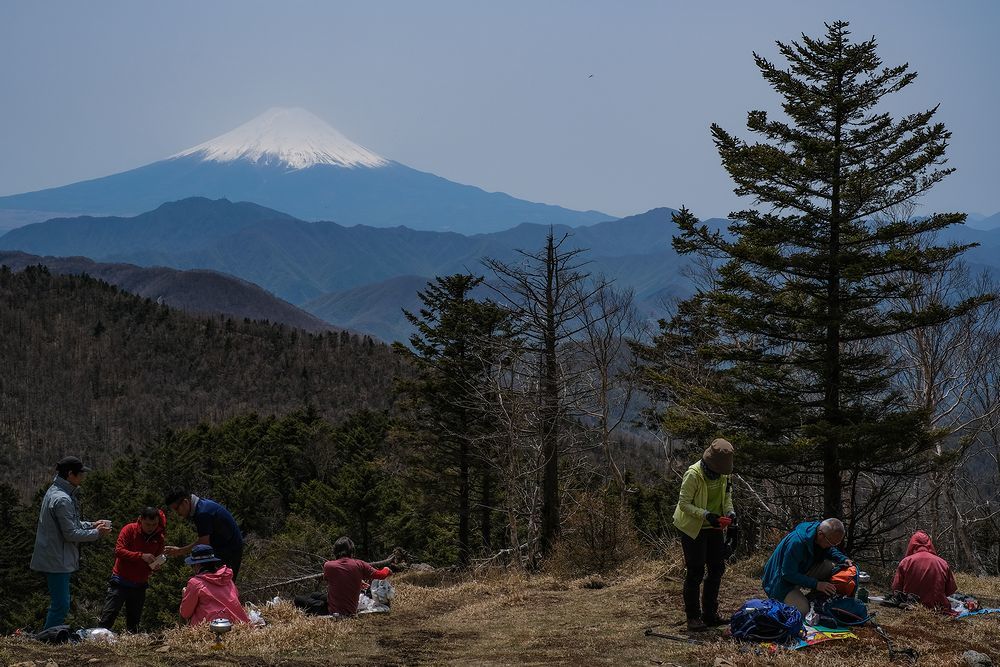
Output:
(29, 456), (112, 629)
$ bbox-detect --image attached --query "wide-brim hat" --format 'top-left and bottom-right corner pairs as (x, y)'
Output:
(185, 544), (222, 566)
(702, 438), (734, 475)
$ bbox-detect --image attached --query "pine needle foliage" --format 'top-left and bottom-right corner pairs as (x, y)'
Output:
(393, 274), (512, 566)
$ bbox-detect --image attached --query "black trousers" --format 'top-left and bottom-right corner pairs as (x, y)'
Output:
(217, 546), (244, 582)
(98, 582), (147, 632)
(680, 529), (726, 620)
(294, 590), (330, 616)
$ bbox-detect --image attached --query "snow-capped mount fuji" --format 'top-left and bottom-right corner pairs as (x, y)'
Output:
(172, 107), (389, 169)
(0, 108), (612, 234)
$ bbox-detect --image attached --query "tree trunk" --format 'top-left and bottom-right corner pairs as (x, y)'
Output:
(604, 423), (626, 502)
(946, 481), (982, 574)
(458, 439), (471, 567)
(480, 467), (493, 551)
(539, 235), (561, 555)
(824, 83), (845, 521)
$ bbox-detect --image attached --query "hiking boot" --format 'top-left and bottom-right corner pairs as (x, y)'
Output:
(703, 614), (727, 627)
(687, 618), (709, 632)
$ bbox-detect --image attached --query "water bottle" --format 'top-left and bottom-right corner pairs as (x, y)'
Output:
(805, 601), (817, 626)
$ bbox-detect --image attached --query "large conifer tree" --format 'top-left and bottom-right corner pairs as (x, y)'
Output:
(652, 22), (990, 535)
(394, 274), (510, 565)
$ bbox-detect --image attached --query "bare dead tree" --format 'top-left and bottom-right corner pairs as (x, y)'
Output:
(894, 254), (1000, 572)
(483, 230), (607, 556)
(572, 278), (643, 497)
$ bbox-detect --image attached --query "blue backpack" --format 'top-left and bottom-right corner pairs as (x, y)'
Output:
(730, 599), (805, 643)
(814, 596), (872, 628)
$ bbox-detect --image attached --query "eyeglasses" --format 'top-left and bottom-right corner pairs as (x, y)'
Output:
(817, 531), (843, 548)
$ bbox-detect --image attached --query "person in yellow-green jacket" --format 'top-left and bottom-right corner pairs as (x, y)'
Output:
(672, 438), (736, 631)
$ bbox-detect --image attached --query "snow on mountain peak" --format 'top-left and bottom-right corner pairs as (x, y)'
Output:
(172, 107), (389, 169)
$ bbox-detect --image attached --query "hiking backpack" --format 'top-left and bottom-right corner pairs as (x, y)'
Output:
(30, 624), (73, 644)
(813, 596), (872, 628)
(729, 599), (805, 643)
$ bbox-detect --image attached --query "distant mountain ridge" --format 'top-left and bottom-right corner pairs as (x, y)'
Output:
(968, 211), (1000, 231)
(0, 107), (613, 234)
(0, 251), (335, 333)
(305, 275), (433, 344)
(0, 198), (297, 258)
(4, 197), (997, 343)
(301, 248), (699, 343)
(0, 198), (686, 306)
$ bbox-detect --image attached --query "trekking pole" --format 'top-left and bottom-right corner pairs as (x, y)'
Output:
(872, 620), (919, 665)
(644, 627), (707, 645)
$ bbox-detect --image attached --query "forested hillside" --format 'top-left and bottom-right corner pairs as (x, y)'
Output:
(0, 252), (336, 333)
(0, 265), (407, 494)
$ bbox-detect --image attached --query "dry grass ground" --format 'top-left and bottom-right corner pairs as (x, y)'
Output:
(2, 552), (999, 666)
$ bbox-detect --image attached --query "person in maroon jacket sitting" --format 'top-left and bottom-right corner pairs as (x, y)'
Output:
(324, 536), (393, 616)
(98, 507), (166, 632)
(892, 530), (958, 612)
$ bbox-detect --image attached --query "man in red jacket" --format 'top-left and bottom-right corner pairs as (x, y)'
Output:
(892, 530), (957, 611)
(98, 507), (167, 632)
(324, 536), (392, 616)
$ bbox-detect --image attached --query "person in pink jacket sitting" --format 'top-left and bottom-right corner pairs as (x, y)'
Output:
(179, 544), (250, 625)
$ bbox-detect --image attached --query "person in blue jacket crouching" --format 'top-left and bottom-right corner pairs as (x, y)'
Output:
(762, 518), (852, 615)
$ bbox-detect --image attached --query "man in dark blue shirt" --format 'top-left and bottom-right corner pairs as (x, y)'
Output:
(163, 489), (244, 580)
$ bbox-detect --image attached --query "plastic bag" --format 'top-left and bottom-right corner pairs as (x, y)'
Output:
(357, 593), (390, 614)
(76, 627), (117, 643)
(369, 579), (395, 606)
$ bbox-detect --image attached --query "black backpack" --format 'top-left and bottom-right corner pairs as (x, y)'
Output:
(814, 596), (873, 628)
(293, 591), (330, 616)
(31, 624), (73, 643)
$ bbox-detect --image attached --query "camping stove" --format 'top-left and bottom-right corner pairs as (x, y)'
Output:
(209, 618), (233, 650)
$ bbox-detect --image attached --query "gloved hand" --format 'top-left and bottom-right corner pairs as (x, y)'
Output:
(727, 512), (737, 524)
(705, 512), (722, 528)
(725, 524), (740, 555)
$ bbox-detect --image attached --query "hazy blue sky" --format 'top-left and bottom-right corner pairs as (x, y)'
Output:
(1, 1), (997, 219)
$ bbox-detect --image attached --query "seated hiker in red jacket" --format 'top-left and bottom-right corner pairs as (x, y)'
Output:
(892, 530), (957, 611)
(98, 507), (167, 633)
(324, 536), (393, 616)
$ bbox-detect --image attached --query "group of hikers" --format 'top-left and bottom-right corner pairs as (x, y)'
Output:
(674, 438), (960, 631)
(28, 456), (393, 632)
(27, 445), (961, 636)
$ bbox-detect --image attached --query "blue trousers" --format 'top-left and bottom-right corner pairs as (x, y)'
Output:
(44, 572), (72, 629)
